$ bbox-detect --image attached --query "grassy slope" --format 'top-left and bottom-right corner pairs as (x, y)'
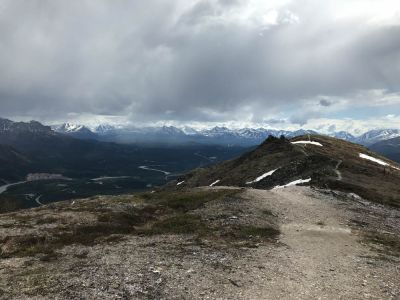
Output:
(172, 135), (400, 207)
(0, 189), (279, 259)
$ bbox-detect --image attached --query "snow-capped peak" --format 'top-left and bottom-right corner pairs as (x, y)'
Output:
(181, 126), (199, 135)
(355, 129), (400, 145)
(53, 123), (86, 133)
(330, 131), (356, 141)
(94, 124), (117, 134)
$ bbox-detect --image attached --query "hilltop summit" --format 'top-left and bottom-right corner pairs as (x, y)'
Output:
(175, 135), (400, 206)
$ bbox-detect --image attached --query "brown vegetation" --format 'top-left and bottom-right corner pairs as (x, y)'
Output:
(0, 189), (279, 259)
(172, 135), (400, 207)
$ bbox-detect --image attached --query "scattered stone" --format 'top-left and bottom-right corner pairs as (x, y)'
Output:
(228, 278), (240, 287)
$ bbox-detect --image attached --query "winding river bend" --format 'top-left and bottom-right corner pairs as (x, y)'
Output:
(0, 181), (28, 195)
(138, 166), (171, 175)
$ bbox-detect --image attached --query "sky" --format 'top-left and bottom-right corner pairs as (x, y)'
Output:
(1, 0), (400, 134)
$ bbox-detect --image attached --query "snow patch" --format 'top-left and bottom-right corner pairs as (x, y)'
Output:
(210, 180), (220, 187)
(273, 178), (311, 189)
(359, 153), (400, 170)
(64, 123), (84, 132)
(291, 141), (323, 147)
(348, 193), (362, 200)
(246, 169), (278, 185)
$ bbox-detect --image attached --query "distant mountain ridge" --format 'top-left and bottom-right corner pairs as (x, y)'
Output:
(0, 118), (53, 134)
(51, 121), (399, 146)
(0, 118), (248, 184)
(356, 129), (400, 146)
(3, 116), (400, 147)
(52, 123), (97, 140)
(53, 123), (325, 145)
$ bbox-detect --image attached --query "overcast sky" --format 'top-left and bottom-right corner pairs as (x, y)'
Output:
(1, 0), (400, 133)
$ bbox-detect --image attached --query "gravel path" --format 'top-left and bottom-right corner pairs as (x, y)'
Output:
(235, 187), (400, 299)
(1, 186), (399, 299)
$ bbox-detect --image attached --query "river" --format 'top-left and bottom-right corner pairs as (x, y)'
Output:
(138, 166), (171, 175)
(0, 181), (28, 195)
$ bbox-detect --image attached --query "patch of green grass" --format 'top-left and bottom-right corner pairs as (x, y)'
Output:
(0, 189), (252, 258)
(53, 223), (134, 246)
(144, 214), (209, 235)
(97, 205), (158, 227)
(0, 235), (52, 258)
(0, 221), (138, 258)
(1, 208), (151, 258)
(141, 190), (240, 212)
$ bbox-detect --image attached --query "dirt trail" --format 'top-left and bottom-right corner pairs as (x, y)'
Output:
(236, 187), (399, 299)
(1, 186), (399, 299)
(334, 159), (343, 180)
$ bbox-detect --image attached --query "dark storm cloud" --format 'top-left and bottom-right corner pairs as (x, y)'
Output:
(319, 99), (333, 107)
(0, 0), (399, 124)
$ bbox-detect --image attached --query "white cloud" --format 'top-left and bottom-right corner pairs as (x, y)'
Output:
(305, 116), (400, 135)
(0, 0), (400, 128)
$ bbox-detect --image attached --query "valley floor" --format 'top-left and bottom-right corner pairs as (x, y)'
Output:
(0, 186), (399, 299)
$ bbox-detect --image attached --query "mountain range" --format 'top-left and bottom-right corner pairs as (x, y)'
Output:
(0, 118), (249, 181)
(52, 122), (400, 147)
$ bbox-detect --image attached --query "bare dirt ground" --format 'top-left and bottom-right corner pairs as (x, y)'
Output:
(0, 186), (399, 299)
(239, 187), (400, 299)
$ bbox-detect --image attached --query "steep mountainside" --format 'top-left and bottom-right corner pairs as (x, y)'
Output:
(355, 129), (400, 145)
(0, 145), (31, 184)
(174, 135), (400, 207)
(369, 136), (400, 163)
(0, 118), (248, 180)
(0, 120), (139, 178)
